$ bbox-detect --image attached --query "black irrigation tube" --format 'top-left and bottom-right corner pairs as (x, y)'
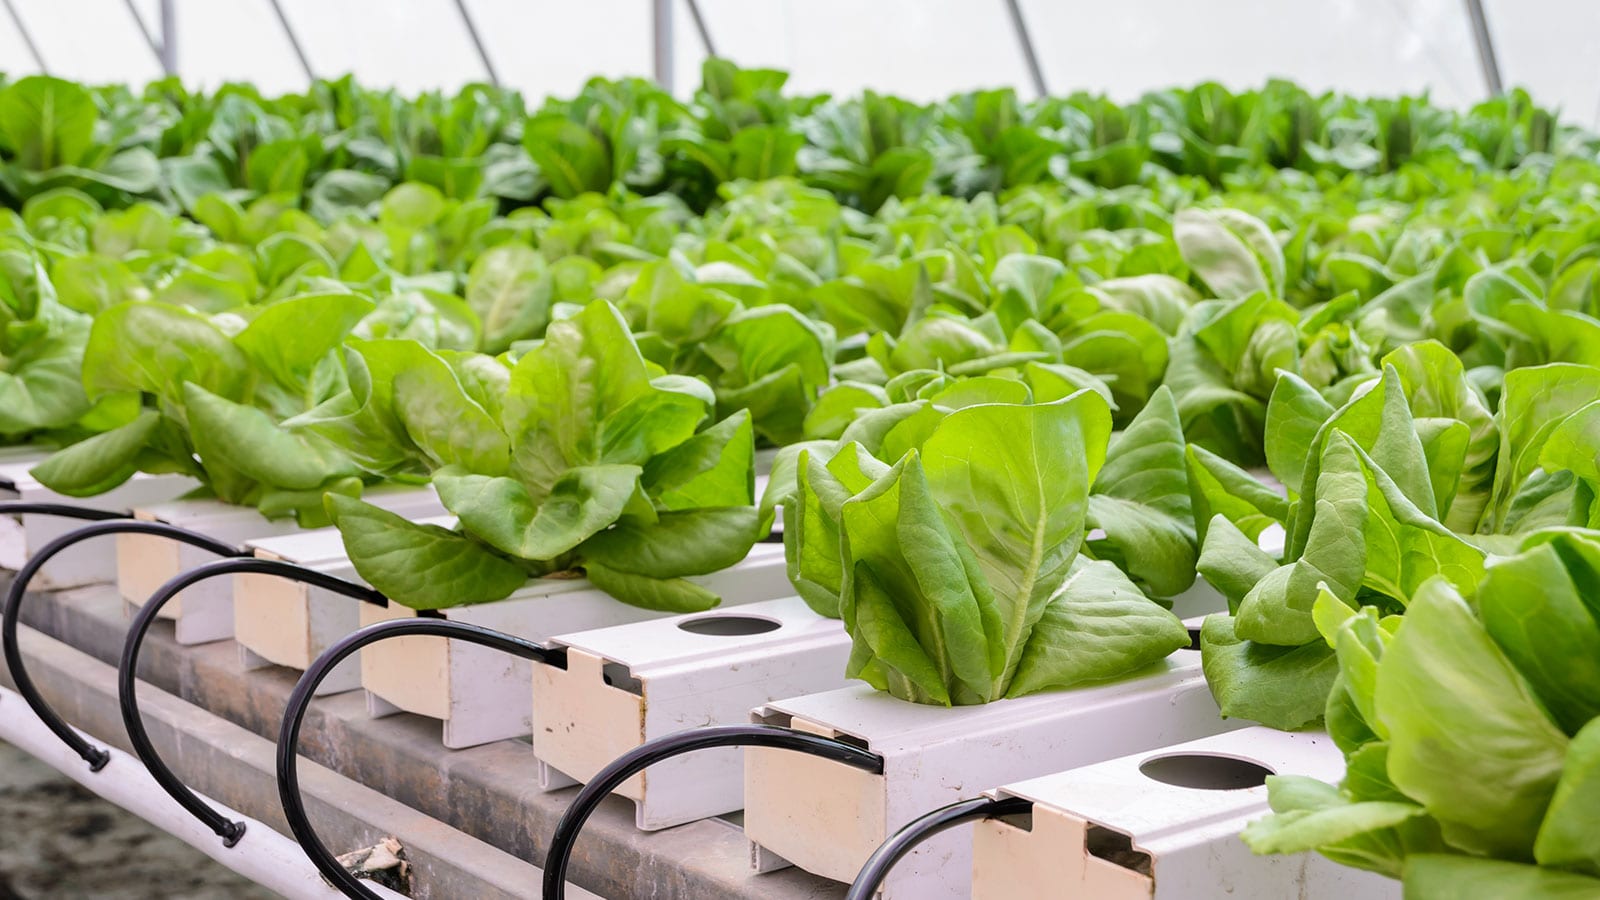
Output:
(119, 557), (387, 847)
(542, 724), (884, 899)
(844, 795), (1034, 900)
(0, 501), (128, 522)
(2, 513), (243, 769)
(278, 618), (563, 900)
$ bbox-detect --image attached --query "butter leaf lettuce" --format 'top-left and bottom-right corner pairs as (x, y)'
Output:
(783, 389), (1187, 705)
(1240, 534), (1600, 897)
(327, 299), (763, 612)
(1198, 348), (1600, 729)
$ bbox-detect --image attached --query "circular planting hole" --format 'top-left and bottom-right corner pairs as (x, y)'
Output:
(676, 614), (783, 637)
(1138, 753), (1274, 791)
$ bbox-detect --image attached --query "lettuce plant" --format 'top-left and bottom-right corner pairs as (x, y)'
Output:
(1240, 533), (1600, 898)
(0, 233), (129, 441)
(0, 76), (160, 205)
(29, 292), (378, 523)
(778, 385), (1191, 705)
(1194, 344), (1600, 729)
(326, 299), (764, 612)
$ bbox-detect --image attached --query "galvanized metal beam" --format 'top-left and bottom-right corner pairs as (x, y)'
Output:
(1, 0), (48, 74)
(122, 0), (174, 76)
(451, 0), (501, 87)
(685, 0), (716, 58)
(1002, 0), (1047, 98)
(265, 0), (317, 84)
(159, 0), (176, 76)
(652, 0), (674, 93)
(1463, 0), (1504, 98)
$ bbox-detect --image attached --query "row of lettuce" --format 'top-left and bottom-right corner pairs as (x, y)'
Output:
(4, 77), (1600, 896)
(0, 64), (1580, 218)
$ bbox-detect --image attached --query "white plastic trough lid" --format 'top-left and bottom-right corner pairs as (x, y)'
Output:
(990, 726), (1344, 834)
(755, 446), (781, 476)
(550, 596), (841, 674)
(0, 459), (172, 494)
(758, 653), (1203, 754)
(137, 483), (436, 524)
(0, 445), (48, 467)
(246, 514), (456, 563)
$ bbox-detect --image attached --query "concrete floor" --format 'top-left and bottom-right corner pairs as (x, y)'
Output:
(0, 741), (281, 900)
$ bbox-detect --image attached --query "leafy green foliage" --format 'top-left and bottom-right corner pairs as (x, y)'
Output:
(781, 389), (1188, 705)
(325, 300), (763, 612)
(1241, 535), (1600, 896)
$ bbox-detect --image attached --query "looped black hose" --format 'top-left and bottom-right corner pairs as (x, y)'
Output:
(278, 617), (557, 900)
(120, 557), (387, 847)
(542, 724), (885, 899)
(844, 795), (1034, 900)
(2, 518), (241, 770)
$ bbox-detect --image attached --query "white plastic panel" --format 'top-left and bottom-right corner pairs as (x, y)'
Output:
(275, 0), (485, 93)
(677, 0), (1033, 101)
(1486, 0), (1600, 126)
(1021, 0), (1483, 107)
(468, 0), (653, 98)
(170, 0), (310, 94)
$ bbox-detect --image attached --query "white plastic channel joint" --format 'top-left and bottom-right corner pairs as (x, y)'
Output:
(0, 459), (195, 589)
(360, 543), (795, 749)
(235, 512), (449, 696)
(531, 595), (851, 829)
(117, 487), (441, 646)
(744, 651), (1241, 900)
(971, 726), (1400, 899)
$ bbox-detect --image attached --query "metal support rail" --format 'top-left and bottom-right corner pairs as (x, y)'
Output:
(1463, 0), (1504, 98)
(119, 557), (387, 847)
(652, 0), (674, 93)
(1002, 0), (1047, 98)
(450, 0), (501, 87)
(541, 724), (885, 899)
(2, 517), (242, 768)
(685, 0), (716, 57)
(121, 0), (175, 76)
(159, 0), (176, 75)
(0, 0), (48, 73)
(264, 0), (317, 83)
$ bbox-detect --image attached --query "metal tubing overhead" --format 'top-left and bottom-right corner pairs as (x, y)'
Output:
(451, 0), (501, 87)
(685, 0), (716, 58)
(264, 0), (316, 83)
(159, 0), (177, 76)
(652, 0), (674, 93)
(1002, 0), (1047, 98)
(122, 0), (163, 69)
(1, 0), (48, 74)
(1462, 0), (1504, 98)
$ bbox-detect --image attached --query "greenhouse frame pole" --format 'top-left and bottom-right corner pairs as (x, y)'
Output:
(1463, 0), (1504, 97)
(685, 0), (716, 57)
(653, 0), (674, 93)
(1002, 0), (1048, 98)
(1, 0), (47, 74)
(450, 0), (501, 87)
(123, 0), (176, 76)
(265, 0), (317, 83)
(159, 0), (176, 76)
